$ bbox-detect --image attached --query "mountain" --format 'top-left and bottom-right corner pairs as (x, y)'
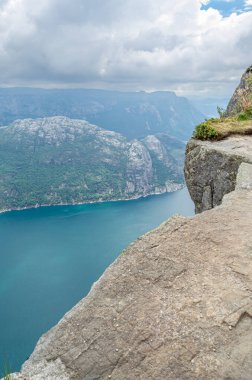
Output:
(0, 116), (184, 212)
(0, 88), (204, 140)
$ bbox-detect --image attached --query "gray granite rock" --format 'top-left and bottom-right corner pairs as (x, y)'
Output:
(225, 65), (252, 116)
(184, 135), (252, 213)
(236, 162), (252, 190)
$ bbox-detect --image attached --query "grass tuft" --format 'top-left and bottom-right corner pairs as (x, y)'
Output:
(193, 121), (218, 140)
(193, 108), (252, 141)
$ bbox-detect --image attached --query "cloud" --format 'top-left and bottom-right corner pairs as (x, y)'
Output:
(0, 0), (251, 96)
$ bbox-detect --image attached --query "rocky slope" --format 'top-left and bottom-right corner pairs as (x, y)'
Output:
(0, 116), (184, 212)
(225, 65), (252, 116)
(185, 135), (252, 213)
(0, 88), (204, 140)
(11, 136), (252, 380)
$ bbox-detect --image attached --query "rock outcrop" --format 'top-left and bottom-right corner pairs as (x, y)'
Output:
(185, 64), (252, 213)
(11, 137), (252, 380)
(225, 65), (252, 116)
(185, 135), (252, 213)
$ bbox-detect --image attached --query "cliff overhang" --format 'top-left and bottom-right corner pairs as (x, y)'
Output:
(185, 135), (252, 213)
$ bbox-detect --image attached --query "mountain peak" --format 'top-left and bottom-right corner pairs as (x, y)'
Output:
(225, 64), (252, 117)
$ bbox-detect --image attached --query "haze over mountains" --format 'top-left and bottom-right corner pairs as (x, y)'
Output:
(0, 88), (206, 211)
(0, 88), (204, 141)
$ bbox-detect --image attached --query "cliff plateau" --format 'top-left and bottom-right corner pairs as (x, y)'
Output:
(11, 136), (252, 380)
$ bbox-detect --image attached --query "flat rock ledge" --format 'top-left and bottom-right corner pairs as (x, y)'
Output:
(11, 159), (252, 379)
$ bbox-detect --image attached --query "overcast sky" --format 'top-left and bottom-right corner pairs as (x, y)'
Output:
(0, 0), (251, 97)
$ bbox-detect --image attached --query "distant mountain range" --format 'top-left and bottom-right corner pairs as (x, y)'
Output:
(0, 117), (185, 212)
(0, 88), (204, 141)
(0, 89), (206, 211)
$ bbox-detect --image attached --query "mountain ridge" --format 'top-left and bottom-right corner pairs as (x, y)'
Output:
(0, 116), (184, 213)
(0, 88), (204, 140)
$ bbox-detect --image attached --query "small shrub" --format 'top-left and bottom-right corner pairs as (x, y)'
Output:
(193, 122), (218, 140)
(207, 117), (219, 123)
(237, 108), (252, 121)
(217, 106), (225, 118)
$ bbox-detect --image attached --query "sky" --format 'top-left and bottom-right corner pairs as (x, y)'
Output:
(0, 0), (251, 97)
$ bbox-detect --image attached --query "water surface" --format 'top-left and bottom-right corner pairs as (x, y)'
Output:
(0, 188), (194, 372)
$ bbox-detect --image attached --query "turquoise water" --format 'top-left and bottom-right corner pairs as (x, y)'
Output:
(0, 188), (194, 373)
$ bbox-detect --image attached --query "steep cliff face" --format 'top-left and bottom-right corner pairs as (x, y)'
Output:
(225, 65), (252, 116)
(185, 64), (252, 213)
(126, 140), (154, 195)
(185, 135), (252, 213)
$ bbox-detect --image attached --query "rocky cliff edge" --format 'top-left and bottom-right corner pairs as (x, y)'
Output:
(185, 135), (252, 213)
(10, 135), (252, 380)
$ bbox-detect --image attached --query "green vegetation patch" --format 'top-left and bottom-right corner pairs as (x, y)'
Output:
(194, 68), (252, 141)
(193, 109), (252, 141)
(193, 120), (218, 140)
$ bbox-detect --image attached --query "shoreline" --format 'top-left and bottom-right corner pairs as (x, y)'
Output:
(0, 184), (184, 215)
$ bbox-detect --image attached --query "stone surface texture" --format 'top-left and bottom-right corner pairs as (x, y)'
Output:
(11, 137), (252, 380)
(225, 65), (252, 116)
(184, 135), (252, 213)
